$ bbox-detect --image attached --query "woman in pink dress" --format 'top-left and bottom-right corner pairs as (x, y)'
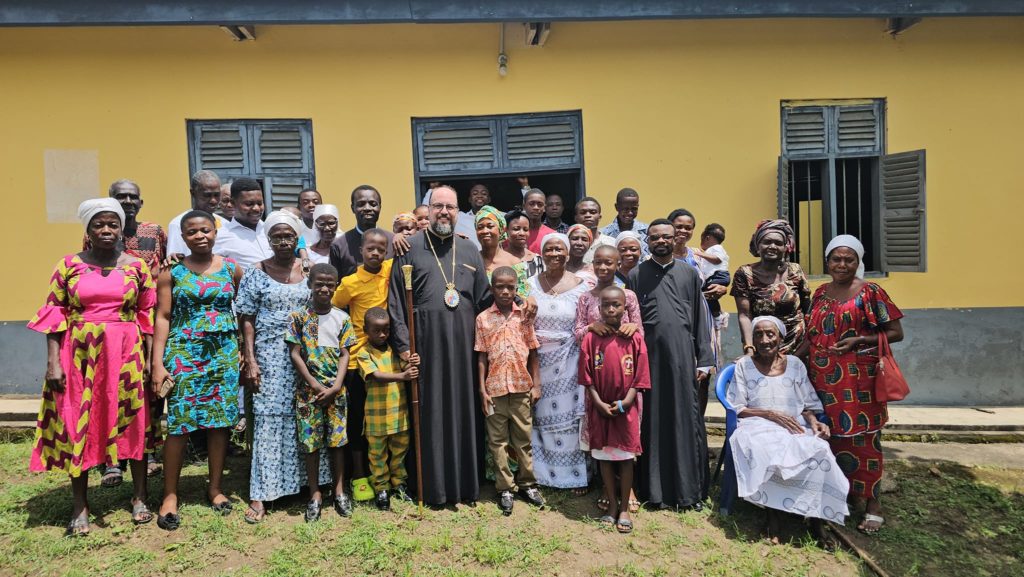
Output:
(29, 198), (157, 536)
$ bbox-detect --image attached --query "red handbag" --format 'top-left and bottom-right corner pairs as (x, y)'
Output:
(875, 330), (910, 402)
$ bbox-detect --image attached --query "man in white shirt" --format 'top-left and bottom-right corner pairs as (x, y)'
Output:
(574, 197), (617, 264)
(167, 170), (226, 256)
(212, 177), (271, 269)
(453, 182), (491, 249)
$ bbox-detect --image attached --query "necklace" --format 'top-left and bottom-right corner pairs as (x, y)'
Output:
(539, 271), (564, 296)
(427, 231), (460, 309)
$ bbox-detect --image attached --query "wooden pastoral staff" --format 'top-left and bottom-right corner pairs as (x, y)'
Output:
(401, 264), (425, 516)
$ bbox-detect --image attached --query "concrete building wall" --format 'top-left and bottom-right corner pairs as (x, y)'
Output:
(1, 18), (1022, 402)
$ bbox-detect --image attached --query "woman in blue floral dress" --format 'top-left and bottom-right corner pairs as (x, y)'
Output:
(236, 210), (330, 523)
(151, 210), (243, 530)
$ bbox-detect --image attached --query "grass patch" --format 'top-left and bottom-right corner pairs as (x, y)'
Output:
(5, 437), (1018, 576)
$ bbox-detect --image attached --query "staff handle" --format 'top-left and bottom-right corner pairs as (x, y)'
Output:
(402, 264), (425, 514)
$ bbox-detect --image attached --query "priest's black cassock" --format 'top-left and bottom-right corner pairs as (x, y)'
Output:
(388, 230), (490, 505)
(627, 257), (714, 508)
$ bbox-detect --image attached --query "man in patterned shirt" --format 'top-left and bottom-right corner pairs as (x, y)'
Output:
(84, 179), (167, 274)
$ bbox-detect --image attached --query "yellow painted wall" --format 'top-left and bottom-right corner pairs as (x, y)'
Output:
(1, 18), (1022, 320)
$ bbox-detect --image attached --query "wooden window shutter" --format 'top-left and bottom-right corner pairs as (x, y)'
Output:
(416, 120), (498, 173)
(255, 124), (311, 173)
(782, 107), (827, 156)
(265, 176), (313, 211)
(192, 123), (248, 173)
(835, 104), (882, 155)
(777, 156), (791, 220)
(879, 149), (926, 272)
(504, 115), (581, 169)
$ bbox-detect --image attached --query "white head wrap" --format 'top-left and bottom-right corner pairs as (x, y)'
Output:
(78, 198), (125, 229)
(263, 210), (303, 238)
(751, 315), (787, 338)
(615, 230), (642, 247)
(313, 204), (339, 222)
(825, 234), (866, 279)
(540, 232), (570, 251)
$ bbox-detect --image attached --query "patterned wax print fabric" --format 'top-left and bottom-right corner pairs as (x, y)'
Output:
(528, 275), (591, 489)
(235, 266), (330, 501)
(726, 356), (849, 522)
(474, 303), (539, 398)
(164, 259), (240, 434)
(27, 255), (156, 476)
(83, 221), (167, 275)
(730, 262), (811, 353)
(287, 306), (357, 453)
(806, 282), (903, 500)
(355, 344), (409, 436)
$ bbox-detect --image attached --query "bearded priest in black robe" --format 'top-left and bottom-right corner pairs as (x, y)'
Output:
(627, 219), (715, 510)
(388, 186), (491, 506)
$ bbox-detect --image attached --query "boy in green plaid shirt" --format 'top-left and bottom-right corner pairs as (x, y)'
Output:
(354, 307), (420, 511)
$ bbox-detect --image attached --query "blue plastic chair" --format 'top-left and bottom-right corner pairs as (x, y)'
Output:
(712, 363), (738, 516)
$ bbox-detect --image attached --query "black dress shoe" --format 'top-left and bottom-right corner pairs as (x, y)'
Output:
(518, 487), (546, 508)
(498, 491), (514, 516)
(334, 493), (353, 518)
(375, 490), (391, 511)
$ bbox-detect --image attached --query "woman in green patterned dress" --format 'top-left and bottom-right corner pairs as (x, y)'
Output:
(150, 210), (243, 530)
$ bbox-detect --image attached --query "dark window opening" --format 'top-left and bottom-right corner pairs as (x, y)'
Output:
(419, 171), (580, 216)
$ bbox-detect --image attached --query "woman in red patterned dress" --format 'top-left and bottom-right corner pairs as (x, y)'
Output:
(798, 235), (904, 534)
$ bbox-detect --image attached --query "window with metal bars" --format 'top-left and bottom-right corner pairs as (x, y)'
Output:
(187, 119), (315, 211)
(778, 100), (927, 273)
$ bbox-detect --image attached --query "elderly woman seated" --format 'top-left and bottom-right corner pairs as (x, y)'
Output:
(727, 316), (849, 549)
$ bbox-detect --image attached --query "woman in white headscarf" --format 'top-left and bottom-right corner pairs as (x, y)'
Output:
(798, 234), (905, 535)
(235, 210), (330, 522)
(528, 233), (592, 493)
(308, 204), (340, 264)
(728, 315), (848, 549)
(28, 198), (157, 535)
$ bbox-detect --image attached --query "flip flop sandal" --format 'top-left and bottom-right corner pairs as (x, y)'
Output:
(131, 499), (154, 525)
(859, 513), (885, 534)
(100, 466), (123, 488)
(628, 498), (641, 513)
(65, 514), (90, 537)
(244, 504), (265, 525)
(147, 460), (163, 478)
(616, 518), (634, 534)
(598, 514), (617, 525)
(596, 497), (610, 512)
(156, 512), (180, 531)
(208, 495), (233, 515)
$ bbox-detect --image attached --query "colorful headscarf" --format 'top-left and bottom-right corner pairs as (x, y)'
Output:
(748, 218), (796, 257)
(825, 234), (866, 279)
(751, 315), (787, 338)
(264, 209), (303, 238)
(567, 223), (593, 244)
(615, 230), (642, 247)
(474, 205), (507, 241)
(78, 198), (125, 229)
(393, 212), (417, 226)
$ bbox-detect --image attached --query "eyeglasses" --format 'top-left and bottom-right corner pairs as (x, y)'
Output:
(268, 237), (297, 247)
(430, 203), (458, 213)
